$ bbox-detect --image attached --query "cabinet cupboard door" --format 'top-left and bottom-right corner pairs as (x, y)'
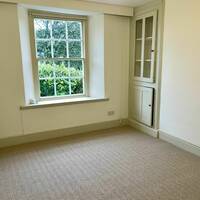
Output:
(132, 86), (153, 126)
(140, 87), (153, 126)
(132, 87), (142, 121)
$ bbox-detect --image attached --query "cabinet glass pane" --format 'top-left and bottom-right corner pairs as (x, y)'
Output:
(145, 16), (153, 38)
(143, 61), (151, 78)
(134, 61), (141, 77)
(144, 39), (152, 60)
(136, 19), (143, 39)
(135, 40), (142, 60)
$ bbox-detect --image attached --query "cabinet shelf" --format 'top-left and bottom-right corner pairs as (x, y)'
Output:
(145, 37), (152, 40)
(136, 59), (151, 62)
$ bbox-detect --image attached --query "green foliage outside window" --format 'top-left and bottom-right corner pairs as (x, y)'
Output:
(38, 60), (83, 97)
(40, 79), (54, 97)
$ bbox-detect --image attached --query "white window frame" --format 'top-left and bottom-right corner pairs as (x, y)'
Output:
(29, 10), (88, 102)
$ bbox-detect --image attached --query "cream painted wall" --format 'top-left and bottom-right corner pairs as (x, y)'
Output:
(0, 3), (129, 137)
(0, 3), (25, 138)
(160, 0), (200, 147)
(88, 14), (105, 98)
(104, 15), (130, 122)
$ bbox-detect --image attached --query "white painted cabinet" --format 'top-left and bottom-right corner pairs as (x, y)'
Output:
(132, 86), (153, 126)
(130, 4), (162, 130)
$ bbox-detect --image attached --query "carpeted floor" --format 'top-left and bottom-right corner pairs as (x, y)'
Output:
(0, 126), (200, 200)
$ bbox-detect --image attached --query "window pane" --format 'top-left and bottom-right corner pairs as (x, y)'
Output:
(67, 21), (81, 40)
(55, 60), (69, 77)
(33, 17), (85, 98)
(36, 40), (51, 58)
(70, 60), (83, 77)
(70, 78), (83, 94)
(68, 41), (82, 58)
(34, 19), (51, 39)
(52, 20), (66, 39)
(53, 41), (67, 58)
(56, 79), (70, 96)
(40, 79), (55, 97)
(38, 60), (54, 78)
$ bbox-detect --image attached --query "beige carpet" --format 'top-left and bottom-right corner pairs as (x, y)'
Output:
(0, 126), (200, 200)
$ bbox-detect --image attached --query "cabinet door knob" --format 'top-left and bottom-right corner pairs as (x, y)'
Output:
(149, 104), (152, 107)
(151, 50), (155, 52)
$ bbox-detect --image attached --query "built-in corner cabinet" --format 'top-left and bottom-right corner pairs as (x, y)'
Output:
(130, 6), (161, 128)
(134, 11), (157, 83)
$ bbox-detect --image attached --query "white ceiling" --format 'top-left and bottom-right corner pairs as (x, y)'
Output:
(81, 0), (154, 7)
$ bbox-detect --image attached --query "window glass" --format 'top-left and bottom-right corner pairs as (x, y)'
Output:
(33, 17), (85, 98)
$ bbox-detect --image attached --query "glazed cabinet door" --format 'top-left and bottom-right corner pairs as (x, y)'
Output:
(134, 11), (157, 83)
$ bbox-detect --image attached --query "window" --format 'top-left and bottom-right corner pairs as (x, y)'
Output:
(29, 11), (87, 100)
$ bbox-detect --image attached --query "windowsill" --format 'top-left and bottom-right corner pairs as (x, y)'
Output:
(20, 97), (109, 110)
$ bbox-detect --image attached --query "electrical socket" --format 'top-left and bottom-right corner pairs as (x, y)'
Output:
(108, 111), (115, 116)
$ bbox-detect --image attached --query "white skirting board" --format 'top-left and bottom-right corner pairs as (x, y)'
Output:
(0, 119), (127, 148)
(2, 117), (200, 158)
(128, 119), (159, 138)
(159, 130), (200, 157)
(128, 119), (200, 157)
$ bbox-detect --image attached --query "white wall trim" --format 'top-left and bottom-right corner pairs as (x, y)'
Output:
(128, 119), (158, 138)
(159, 130), (200, 157)
(20, 97), (109, 110)
(0, 119), (128, 148)
(134, 0), (163, 16)
(0, 0), (133, 16)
